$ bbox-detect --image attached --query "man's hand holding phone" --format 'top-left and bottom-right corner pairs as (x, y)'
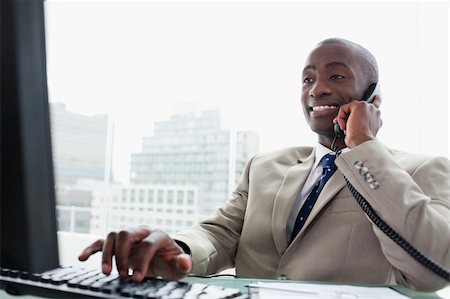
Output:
(333, 94), (382, 149)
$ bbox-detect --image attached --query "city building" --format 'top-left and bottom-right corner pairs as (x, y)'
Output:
(130, 110), (259, 217)
(89, 184), (199, 235)
(50, 103), (109, 233)
(50, 103), (109, 186)
(51, 106), (258, 234)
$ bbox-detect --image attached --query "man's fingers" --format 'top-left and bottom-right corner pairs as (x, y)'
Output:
(110, 228), (152, 282)
(175, 254), (192, 274)
(336, 103), (351, 132)
(81, 227), (182, 282)
(129, 225), (152, 240)
(371, 95), (382, 108)
(102, 232), (117, 275)
(78, 239), (104, 261)
(167, 254), (192, 280)
(115, 231), (132, 278)
(130, 232), (188, 282)
(143, 254), (191, 281)
(130, 232), (170, 281)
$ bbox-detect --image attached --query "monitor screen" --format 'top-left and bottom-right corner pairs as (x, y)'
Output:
(1, 0), (60, 273)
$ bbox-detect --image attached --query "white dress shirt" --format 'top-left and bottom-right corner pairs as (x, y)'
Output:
(286, 143), (348, 242)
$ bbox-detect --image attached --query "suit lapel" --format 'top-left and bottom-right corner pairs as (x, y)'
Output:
(271, 150), (315, 256)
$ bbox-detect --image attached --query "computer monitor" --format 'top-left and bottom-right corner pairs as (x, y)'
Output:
(1, 0), (60, 273)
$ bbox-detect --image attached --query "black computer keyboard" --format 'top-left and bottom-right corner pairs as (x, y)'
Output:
(0, 267), (249, 298)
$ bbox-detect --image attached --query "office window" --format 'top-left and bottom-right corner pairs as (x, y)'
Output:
(130, 189), (135, 203)
(177, 191), (184, 205)
(44, 1), (448, 270)
(187, 191), (195, 206)
(148, 190), (154, 204)
(167, 190), (174, 205)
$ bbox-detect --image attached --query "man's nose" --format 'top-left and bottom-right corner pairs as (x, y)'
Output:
(309, 80), (332, 98)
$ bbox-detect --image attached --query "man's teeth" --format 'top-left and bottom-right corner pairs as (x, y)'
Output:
(312, 105), (338, 111)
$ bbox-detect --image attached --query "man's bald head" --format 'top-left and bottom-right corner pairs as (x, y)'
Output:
(317, 38), (379, 84)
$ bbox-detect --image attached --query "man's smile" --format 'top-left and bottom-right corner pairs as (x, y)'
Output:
(310, 104), (339, 112)
(308, 104), (340, 117)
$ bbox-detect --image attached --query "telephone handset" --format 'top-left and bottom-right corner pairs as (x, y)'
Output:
(334, 83), (450, 281)
(333, 82), (380, 139)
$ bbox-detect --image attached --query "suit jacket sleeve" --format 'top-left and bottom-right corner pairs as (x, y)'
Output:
(336, 139), (450, 291)
(172, 156), (254, 275)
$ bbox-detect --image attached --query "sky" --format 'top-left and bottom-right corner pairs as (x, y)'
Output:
(44, 0), (449, 183)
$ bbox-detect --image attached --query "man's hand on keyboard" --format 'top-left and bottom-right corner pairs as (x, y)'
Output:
(78, 226), (192, 283)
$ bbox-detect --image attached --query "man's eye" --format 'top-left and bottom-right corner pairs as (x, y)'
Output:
(303, 77), (314, 83)
(330, 74), (346, 80)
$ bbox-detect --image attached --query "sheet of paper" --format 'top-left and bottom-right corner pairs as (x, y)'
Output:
(248, 282), (409, 299)
(436, 285), (450, 299)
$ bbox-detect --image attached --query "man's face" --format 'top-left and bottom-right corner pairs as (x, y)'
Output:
(301, 43), (367, 137)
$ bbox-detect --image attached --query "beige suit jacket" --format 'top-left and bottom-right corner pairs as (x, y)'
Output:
(174, 140), (450, 291)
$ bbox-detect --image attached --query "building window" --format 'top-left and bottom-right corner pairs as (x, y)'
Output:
(148, 190), (154, 204)
(157, 190), (164, 204)
(187, 191), (194, 205)
(130, 189), (135, 203)
(167, 190), (174, 204)
(139, 190), (144, 203)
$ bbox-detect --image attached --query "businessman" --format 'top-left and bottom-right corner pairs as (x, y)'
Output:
(79, 38), (450, 292)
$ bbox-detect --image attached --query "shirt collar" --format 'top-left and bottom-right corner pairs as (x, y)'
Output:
(313, 143), (349, 169)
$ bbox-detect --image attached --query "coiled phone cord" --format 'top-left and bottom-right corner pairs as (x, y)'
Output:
(343, 176), (450, 281)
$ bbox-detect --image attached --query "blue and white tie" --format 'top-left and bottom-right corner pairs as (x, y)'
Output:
(290, 154), (337, 242)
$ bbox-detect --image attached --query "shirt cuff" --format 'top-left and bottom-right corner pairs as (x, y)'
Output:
(174, 239), (192, 256)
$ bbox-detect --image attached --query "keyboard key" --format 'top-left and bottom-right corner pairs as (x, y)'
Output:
(67, 269), (100, 287)
(41, 267), (77, 283)
(9, 270), (20, 278)
(100, 277), (127, 294)
(183, 283), (207, 298)
(89, 273), (119, 291)
(49, 268), (81, 285)
(131, 280), (159, 298)
(60, 268), (92, 282)
(19, 271), (30, 279)
(78, 272), (106, 289)
(30, 273), (42, 281)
